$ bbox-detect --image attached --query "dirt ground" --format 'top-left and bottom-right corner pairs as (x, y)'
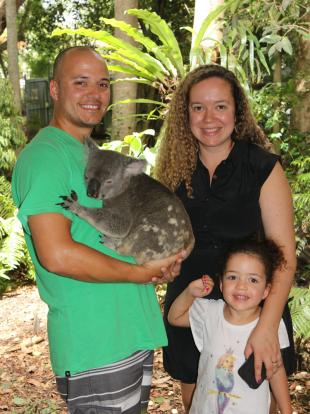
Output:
(0, 285), (309, 414)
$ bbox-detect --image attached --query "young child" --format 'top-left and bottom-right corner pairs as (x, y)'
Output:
(168, 239), (292, 414)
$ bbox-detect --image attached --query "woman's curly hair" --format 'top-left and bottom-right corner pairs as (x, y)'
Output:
(154, 64), (270, 195)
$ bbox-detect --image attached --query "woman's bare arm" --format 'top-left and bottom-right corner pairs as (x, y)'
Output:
(245, 162), (296, 382)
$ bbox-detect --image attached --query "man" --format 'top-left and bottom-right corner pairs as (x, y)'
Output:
(12, 46), (183, 414)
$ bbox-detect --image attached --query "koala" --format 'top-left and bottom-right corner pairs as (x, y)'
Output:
(59, 137), (195, 264)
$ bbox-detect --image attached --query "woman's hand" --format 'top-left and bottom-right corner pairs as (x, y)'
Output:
(244, 322), (282, 383)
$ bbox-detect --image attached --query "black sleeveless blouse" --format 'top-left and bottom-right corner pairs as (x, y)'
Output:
(165, 140), (280, 304)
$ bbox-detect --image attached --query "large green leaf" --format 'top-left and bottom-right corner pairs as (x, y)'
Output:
(106, 64), (155, 82)
(127, 9), (184, 77)
(101, 52), (162, 82)
(101, 18), (177, 77)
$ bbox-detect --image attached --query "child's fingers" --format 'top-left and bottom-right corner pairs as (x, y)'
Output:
(201, 275), (213, 292)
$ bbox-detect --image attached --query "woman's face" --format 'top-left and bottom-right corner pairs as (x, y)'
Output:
(188, 77), (236, 151)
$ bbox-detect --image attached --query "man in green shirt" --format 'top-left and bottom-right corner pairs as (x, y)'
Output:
(12, 46), (184, 414)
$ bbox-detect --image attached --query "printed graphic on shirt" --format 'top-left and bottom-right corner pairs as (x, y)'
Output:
(210, 349), (241, 413)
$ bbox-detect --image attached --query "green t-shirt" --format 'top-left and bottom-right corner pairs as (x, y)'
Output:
(12, 126), (167, 375)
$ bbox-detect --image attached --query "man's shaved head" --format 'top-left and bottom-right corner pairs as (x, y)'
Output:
(49, 45), (110, 141)
(52, 46), (104, 80)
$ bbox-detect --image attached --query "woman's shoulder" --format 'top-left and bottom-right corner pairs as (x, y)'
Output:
(237, 140), (279, 168)
(232, 140), (281, 185)
(234, 140), (278, 159)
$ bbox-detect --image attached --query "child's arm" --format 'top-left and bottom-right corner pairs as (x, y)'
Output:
(269, 364), (292, 414)
(167, 275), (214, 327)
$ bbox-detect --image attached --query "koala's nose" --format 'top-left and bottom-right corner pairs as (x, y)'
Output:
(87, 178), (100, 198)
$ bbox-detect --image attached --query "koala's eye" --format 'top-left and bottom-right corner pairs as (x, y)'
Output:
(106, 179), (113, 184)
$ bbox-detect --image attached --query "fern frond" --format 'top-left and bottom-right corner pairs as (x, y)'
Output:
(289, 287), (310, 339)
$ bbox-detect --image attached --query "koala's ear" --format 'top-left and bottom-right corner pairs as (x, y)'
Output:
(125, 158), (147, 177)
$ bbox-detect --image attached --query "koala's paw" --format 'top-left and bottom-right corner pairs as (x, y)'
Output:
(57, 190), (80, 213)
(100, 234), (119, 250)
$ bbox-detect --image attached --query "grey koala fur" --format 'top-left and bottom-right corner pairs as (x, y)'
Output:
(60, 137), (195, 264)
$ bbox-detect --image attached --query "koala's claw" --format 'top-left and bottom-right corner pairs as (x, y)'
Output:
(56, 196), (70, 209)
(71, 190), (78, 201)
(57, 193), (77, 211)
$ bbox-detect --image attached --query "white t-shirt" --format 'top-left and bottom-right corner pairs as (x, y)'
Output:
(189, 299), (289, 414)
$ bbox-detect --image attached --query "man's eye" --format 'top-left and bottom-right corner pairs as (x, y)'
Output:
(75, 81), (87, 86)
(217, 105), (226, 110)
(99, 82), (110, 89)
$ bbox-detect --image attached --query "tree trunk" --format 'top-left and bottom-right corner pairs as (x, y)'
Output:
(191, 0), (224, 67)
(290, 32), (310, 134)
(5, 0), (21, 113)
(112, 0), (138, 142)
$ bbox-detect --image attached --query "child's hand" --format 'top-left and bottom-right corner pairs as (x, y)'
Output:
(201, 275), (214, 294)
(188, 275), (214, 298)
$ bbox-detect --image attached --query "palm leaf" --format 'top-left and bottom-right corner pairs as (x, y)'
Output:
(101, 17), (177, 77)
(127, 9), (184, 77)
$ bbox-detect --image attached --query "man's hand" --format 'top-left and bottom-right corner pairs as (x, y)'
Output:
(143, 250), (186, 284)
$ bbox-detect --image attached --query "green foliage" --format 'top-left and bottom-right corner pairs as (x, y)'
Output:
(289, 287), (310, 340)
(0, 80), (34, 293)
(194, 0), (309, 89)
(0, 176), (35, 287)
(53, 8), (185, 80)
(0, 80), (26, 177)
(100, 129), (157, 175)
(252, 83), (310, 272)
(20, 0), (114, 78)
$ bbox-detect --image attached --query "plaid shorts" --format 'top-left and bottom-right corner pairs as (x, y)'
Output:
(56, 350), (154, 414)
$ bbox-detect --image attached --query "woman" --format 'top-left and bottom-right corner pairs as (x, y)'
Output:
(155, 65), (296, 413)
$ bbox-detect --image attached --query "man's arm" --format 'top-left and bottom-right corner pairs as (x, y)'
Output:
(29, 213), (184, 284)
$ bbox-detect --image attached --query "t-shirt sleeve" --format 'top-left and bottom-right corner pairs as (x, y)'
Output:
(189, 299), (221, 352)
(249, 144), (281, 186)
(278, 318), (290, 349)
(12, 142), (74, 234)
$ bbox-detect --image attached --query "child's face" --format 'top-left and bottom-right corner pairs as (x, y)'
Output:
(220, 253), (270, 313)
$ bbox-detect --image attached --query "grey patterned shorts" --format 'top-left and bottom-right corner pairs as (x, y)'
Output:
(56, 350), (154, 414)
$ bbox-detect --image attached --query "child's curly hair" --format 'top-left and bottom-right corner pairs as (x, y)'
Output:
(154, 64), (270, 196)
(220, 238), (286, 284)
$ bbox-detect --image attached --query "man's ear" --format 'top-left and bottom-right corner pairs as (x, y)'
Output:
(262, 283), (271, 300)
(50, 79), (59, 101)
